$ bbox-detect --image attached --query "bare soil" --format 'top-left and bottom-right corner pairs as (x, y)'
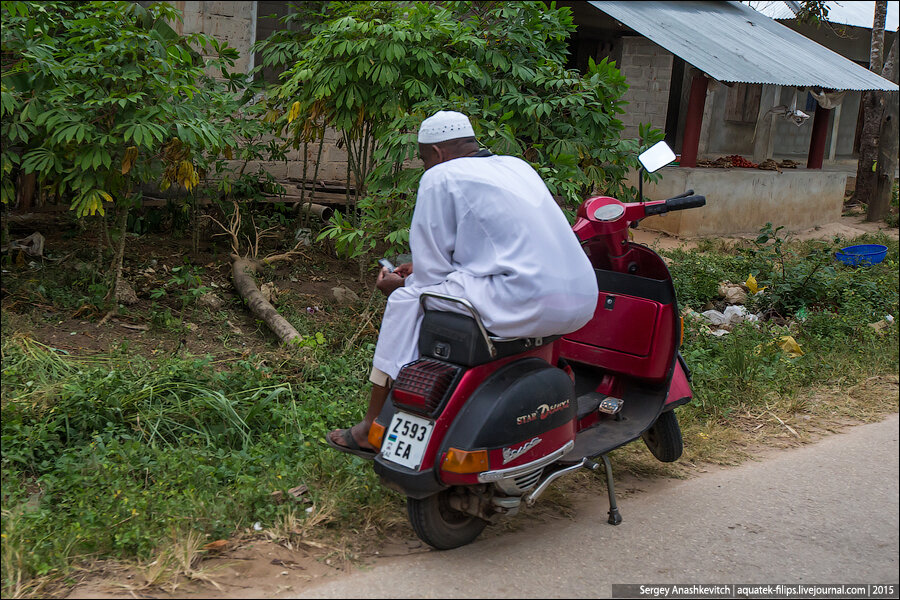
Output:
(632, 212), (898, 251)
(2, 217), (373, 360)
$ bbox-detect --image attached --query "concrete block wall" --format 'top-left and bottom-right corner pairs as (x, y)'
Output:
(171, 1), (357, 190)
(619, 37), (672, 140)
(241, 126), (353, 185)
(174, 1), (255, 74)
(626, 166), (846, 236)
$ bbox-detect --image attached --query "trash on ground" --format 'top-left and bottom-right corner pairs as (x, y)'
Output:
(777, 335), (804, 357)
(1, 232), (45, 257)
(718, 282), (747, 304)
(293, 227), (313, 246)
(260, 281), (278, 303)
(745, 273), (766, 295)
(869, 320), (890, 334)
(699, 305), (760, 335)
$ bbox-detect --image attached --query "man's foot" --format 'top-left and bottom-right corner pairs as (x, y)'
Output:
(326, 422), (377, 459)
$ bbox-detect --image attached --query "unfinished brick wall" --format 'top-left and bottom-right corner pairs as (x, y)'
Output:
(171, 1), (356, 192)
(618, 37), (672, 140)
(174, 1), (256, 73)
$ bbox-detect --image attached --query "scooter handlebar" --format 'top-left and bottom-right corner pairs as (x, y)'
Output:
(643, 194), (706, 216)
(666, 195), (706, 211)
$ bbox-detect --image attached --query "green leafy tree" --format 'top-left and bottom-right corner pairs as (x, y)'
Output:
(259, 1), (661, 260)
(1, 1), (239, 302)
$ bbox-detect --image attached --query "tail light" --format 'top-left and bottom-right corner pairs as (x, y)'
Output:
(441, 447), (489, 474)
(391, 359), (462, 417)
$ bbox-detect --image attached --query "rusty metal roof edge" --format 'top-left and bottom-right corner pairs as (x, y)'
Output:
(587, 0), (898, 92)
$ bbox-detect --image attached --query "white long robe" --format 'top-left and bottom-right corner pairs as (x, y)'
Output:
(372, 154), (599, 379)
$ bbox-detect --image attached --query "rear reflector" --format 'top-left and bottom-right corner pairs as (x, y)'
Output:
(368, 421), (386, 450)
(392, 359), (461, 416)
(441, 447), (489, 474)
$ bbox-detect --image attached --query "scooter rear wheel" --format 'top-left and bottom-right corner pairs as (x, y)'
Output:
(642, 409), (684, 462)
(407, 488), (488, 550)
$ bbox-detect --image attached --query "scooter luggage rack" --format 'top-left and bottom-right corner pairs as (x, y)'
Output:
(419, 292), (524, 359)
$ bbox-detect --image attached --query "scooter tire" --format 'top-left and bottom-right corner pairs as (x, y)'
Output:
(407, 488), (488, 550)
(641, 409), (684, 462)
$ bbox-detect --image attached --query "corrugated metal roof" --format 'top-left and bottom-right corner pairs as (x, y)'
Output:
(751, 1), (900, 30)
(588, 0), (898, 91)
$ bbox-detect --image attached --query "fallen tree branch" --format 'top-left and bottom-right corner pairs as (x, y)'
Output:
(231, 253), (300, 344)
(260, 249), (310, 265)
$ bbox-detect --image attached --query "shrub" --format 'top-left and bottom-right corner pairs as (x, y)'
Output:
(261, 1), (661, 259)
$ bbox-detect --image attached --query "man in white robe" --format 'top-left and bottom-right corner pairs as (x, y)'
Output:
(327, 110), (598, 457)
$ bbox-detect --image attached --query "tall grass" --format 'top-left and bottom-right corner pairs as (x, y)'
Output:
(0, 334), (398, 596)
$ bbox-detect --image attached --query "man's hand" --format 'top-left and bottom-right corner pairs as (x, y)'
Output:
(376, 267), (405, 297)
(395, 262), (413, 277)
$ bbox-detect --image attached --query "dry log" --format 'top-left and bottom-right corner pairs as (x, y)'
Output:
(231, 254), (300, 344)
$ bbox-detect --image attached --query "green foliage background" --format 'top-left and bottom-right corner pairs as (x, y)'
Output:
(258, 1), (662, 259)
(0, 1), (240, 215)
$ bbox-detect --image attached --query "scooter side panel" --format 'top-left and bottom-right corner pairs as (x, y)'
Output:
(372, 346), (559, 499)
(416, 346), (556, 471)
(559, 302), (676, 381)
(436, 360), (577, 484)
(565, 292), (660, 356)
(564, 243), (681, 382)
(441, 359), (576, 447)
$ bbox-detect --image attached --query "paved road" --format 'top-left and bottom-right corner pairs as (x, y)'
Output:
(298, 414), (899, 598)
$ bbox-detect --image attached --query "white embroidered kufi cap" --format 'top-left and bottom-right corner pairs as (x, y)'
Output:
(417, 110), (475, 144)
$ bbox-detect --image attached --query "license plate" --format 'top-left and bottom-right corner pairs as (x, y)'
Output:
(381, 411), (435, 470)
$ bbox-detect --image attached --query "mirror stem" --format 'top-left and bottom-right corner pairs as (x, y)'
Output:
(638, 167), (645, 203)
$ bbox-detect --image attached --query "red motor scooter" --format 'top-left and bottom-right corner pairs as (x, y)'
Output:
(366, 142), (705, 549)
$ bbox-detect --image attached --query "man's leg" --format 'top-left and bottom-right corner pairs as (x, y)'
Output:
(328, 287), (418, 452)
(327, 371), (390, 450)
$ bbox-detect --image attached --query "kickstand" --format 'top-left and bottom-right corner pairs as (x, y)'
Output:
(601, 454), (622, 525)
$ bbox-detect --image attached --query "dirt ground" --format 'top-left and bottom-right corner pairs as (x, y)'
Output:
(630, 211), (899, 251)
(13, 210), (893, 361)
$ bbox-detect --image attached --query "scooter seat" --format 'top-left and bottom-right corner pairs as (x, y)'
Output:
(419, 310), (559, 367)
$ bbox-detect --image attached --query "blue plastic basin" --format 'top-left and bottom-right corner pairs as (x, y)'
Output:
(835, 244), (888, 266)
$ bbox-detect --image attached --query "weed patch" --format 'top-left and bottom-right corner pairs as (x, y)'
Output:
(0, 334), (398, 595)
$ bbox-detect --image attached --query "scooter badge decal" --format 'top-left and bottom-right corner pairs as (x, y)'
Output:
(502, 437), (542, 464)
(516, 399), (570, 425)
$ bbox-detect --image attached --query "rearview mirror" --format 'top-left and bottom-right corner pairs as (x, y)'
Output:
(638, 141), (676, 173)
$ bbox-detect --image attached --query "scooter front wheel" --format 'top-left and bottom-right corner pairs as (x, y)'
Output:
(407, 488), (488, 550)
(642, 409), (684, 462)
